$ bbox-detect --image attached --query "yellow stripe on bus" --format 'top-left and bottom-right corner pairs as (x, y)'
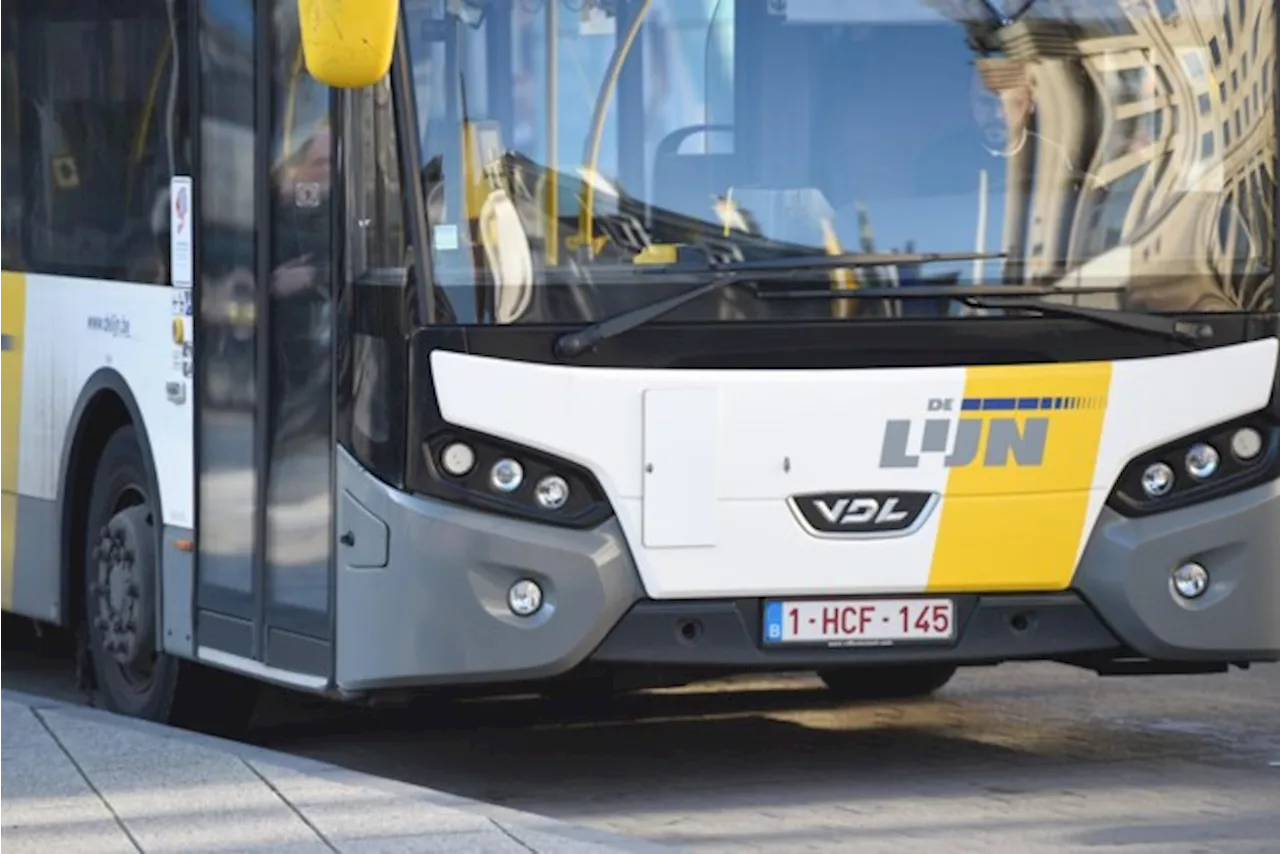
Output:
(927, 361), (1112, 592)
(1, 271), (27, 609)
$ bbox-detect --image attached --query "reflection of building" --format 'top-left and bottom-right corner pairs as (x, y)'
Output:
(934, 0), (1276, 311)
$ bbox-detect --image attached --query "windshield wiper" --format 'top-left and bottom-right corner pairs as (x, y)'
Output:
(553, 250), (1004, 357)
(752, 289), (1213, 345)
(553, 252), (1215, 358)
(753, 288), (1214, 346)
(958, 295), (1215, 345)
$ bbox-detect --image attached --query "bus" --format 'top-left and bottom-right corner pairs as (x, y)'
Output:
(2, 0), (1277, 728)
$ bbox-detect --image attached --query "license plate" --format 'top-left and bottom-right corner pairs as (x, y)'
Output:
(763, 598), (955, 647)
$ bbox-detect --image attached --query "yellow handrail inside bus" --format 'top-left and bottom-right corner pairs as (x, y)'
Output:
(124, 36), (174, 215)
(578, 0), (652, 259)
(132, 38), (173, 164)
(281, 41), (307, 170)
(821, 217), (860, 319)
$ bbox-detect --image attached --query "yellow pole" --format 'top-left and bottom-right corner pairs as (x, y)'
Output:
(545, 0), (559, 265)
(579, 0), (652, 259)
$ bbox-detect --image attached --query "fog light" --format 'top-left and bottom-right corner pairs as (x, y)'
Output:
(440, 442), (476, 477)
(534, 475), (570, 510)
(508, 579), (543, 616)
(1230, 427), (1263, 461)
(1171, 562), (1209, 599)
(1141, 462), (1175, 498)
(1185, 443), (1220, 480)
(490, 458), (524, 493)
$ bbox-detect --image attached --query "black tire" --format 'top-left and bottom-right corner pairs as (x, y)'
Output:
(82, 424), (259, 735)
(817, 664), (958, 701)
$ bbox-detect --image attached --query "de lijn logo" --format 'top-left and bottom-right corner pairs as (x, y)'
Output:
(880, 395), (1102, 469)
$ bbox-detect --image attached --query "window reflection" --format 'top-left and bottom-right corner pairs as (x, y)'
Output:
(198, 0), (257, 603)
(403, 0), (1277, 325)
(264, 0), (333, 631)
(10, 0), (188, 282)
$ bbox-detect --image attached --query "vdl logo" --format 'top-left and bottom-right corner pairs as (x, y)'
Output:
(880, 395), (1104, 470)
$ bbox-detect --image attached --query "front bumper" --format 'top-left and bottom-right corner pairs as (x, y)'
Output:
(334, 447), (1280, 692)
(588, 593), (1123, 668)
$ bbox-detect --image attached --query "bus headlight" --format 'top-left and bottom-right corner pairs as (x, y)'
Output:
(508, 579), (544, 616)
(1171, 562), (1209, 600)
(1141, 462), (1175, 498)
(440, 442), (476, 477)
(415, 430), (613, 529)
(1184, 443), (1220, 480)
(1109, 414), (1279, 517)
(534, 475), (570, 510)
(1230, 427), (1263, 461)
(490, 458), (524, 493)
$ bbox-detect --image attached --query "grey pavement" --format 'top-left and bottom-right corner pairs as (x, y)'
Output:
(0, 689), (676, 854)
(258, 664), (1280, 854)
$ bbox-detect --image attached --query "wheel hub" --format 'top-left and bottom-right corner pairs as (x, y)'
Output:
(92, 506), (154, 669)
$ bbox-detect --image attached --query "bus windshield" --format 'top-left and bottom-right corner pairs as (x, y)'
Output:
(403, 0), (1276, 326)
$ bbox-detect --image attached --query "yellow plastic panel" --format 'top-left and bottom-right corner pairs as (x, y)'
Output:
(297, 0), (397, 88)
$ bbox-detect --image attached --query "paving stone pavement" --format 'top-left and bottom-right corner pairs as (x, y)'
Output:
(255, 664), (1280, 854)
(0, 690), (677, 854)
(4, 652), (1279, 853)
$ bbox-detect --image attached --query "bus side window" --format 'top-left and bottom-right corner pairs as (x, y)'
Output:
(337, 78), (409, 486)
(14, 0), (187, 284)
(1, 5), (22, 270)
(347, 78), (407, 274)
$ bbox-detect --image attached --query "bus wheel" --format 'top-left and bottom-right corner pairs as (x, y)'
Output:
(83, 425), (259, 733)
(816, 664), (958, 701)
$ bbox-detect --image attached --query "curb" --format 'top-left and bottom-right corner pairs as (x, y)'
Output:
(2, 688), (679, 853)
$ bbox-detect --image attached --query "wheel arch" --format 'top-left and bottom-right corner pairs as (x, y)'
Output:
(58, 368), (164, 632)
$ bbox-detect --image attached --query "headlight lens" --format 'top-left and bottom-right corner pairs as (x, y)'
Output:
(440, 442), (476, 477)
(490, 458), (524, 493)
(1140, 462), (1175, 498)
(1184, 443), (1220, 480)
(1230, 427), (1263, 461)
(534, 475), (570, 510)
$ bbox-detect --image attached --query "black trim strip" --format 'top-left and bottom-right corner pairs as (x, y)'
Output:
(421, 313), (1272, 371)
(327, 84), (344, 678)
(587, 594), (1123, 669)
(252, 0), (271, 661)
(1271, 5), (1279, 313)
(187, 0), (204, 654)
(391, 9), (436, 326)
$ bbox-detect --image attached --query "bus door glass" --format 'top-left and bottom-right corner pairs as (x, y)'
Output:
(195, 0), (262, 658)
(195, 0), (334, 679)
(262, 0), (335, 659)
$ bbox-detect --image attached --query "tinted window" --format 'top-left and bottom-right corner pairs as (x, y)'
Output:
(403, 0), (1276, 324)
(197, 0), (258, 610)
(1, 5), (22, 269)
(264, 0), (333, 632)
(15, 0), (188, 282)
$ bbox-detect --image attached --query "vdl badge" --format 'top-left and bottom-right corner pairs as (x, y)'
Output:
(788, 491), (937, 537)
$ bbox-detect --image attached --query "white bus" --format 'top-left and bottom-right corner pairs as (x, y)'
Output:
(2, 0), (1277, 729)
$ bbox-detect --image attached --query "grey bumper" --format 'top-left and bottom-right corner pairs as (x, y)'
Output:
(335, 444), (1280, 692)
(334, 449), (645, 692)
(1073, 479), (1280, 662)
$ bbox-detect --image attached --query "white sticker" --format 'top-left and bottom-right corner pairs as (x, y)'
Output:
(295, 181), (322, 209)
(170, 176), (194, 288)
(579, 6), (616, 36)
(433, 223), (460, 251)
